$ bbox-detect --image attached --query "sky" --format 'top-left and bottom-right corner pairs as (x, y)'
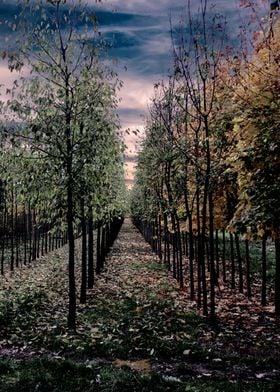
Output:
(94, 0), (245, 187)
(93, 0), (263, 188)
(0, 0), (271, 187)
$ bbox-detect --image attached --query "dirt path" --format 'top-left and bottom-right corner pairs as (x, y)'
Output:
(84, 218), (280, 387)
(0, 218), (280, 391)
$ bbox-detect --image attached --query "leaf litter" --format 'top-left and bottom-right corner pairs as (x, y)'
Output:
(0, 218), (279, 389)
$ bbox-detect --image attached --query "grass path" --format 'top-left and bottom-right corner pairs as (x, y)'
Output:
(0, 219), (279, 391)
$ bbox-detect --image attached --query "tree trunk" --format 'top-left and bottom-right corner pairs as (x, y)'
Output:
(1, 198), (7, 275)
(189, 217), (195, 300)
(208, 191), (216, 323)
(275, 238), (280, 315)
(222, 229), (226, 282)
(80, 199), (87, 304)
(96, 223), (101, 275)
(261, 234), (267, 306)
(10, 187), (14, 271)
(235, 233), (243, 294)
(175, 214), (184, 288)
(87, 210), (94, 289)
(215, 229), (219, 278)
(67, 180), (76, 330)
(245, 239), (251, 298)
(230, 233), (235, 289)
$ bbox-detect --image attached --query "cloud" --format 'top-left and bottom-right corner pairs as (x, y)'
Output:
(0, 60), (28, 101)
(93, 0), (186, 16)
(125, 154), (138, 163)
(116, 73), (153, 121)
(1, 0), (260, 188)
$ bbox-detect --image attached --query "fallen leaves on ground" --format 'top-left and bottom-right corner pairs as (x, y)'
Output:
(0, 219), (280, 390)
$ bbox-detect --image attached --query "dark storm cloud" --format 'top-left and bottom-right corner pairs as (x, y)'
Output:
(124, 155), (138, 163)
(0, 0), (22, 21)
(1, 0), (262, 185)
(118, 108), (145, 121)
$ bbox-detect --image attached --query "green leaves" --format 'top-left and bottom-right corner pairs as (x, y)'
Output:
(1, 0), (126, 231)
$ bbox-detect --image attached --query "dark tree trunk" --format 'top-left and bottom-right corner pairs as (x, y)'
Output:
(171, 216), (177, 279)
(96, 224), (101, 275)
(80, 199), (87, 304)
(175, 214), (184, 289)
(196, 187), (202, 309)
(67, 180), (76, 330)
(235, 233), (243, 294)
(163, 214), (170, 269)
(215, 229), (219, 278)
(261, 234), (267, 306)
(87, 211), (94, 289)
(10, 188), (14, 271)
(275, 238), (280, 315)
(200, 191), (208, 316)
(230, 233), (235, 289)
(66, 112), (76, 329)
(28, 204), (32, 263)
(189, 216), (195, 300)
(32, 210), (37, 261)
(208, 191), (216, 323)
(1, 199), (7, 275)
(158, 215), (162, 261)
(101, 226), (106, 269)
(245, 239), (251, 298)
(222, 229), (226, 282)
(15, 199), (19, 268)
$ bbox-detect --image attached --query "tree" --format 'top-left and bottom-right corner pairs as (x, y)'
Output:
(228, 14), (280, 313)
(172, 0), (227, 321)
(4, 0), (124, 329)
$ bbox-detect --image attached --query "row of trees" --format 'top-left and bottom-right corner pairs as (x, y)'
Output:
(131, 0), (280, 322)
(0, 0), (127, 330)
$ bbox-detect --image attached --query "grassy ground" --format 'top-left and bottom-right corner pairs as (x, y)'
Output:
(0, 220), (279, 391)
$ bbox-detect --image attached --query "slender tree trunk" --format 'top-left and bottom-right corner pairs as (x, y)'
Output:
(215, 229), (219, 278)
(1, 198), (7, 275)
(200, 185), (208, 316)
(80, 199), (87, 304)
(245, 239), (251, 298)
(87, 209), (94, 289)
(171, 216), (177, 279)
(261, 234), (267, 306)
(230, 233), (235, 289)
(235, 233), (243, 294)
(37, 223), (40, 258)
(163, 214), (170, 269)
(175, 214), (184, 288)
(28, 204), (32, 263)
(222, 229), (226, 282)
(65, 181), (76, 331)
(10, 187), (14, 271)
(184, 187), (194, 300)
(67, 178), (76, 330)
(66, 93), (76, 329)
(41, 225), (44, 256)
(158, 215), (162, 261)
(101, 225), (106, 269)
(96, 223), (101, 275)
(196, 187), (202, 309)
(189, 216), (195, 300)
(275, 238), (280, 315)
(32, 210), (37, 261)
(208, 191), (216, 323)
(15, 198), (19, 268)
